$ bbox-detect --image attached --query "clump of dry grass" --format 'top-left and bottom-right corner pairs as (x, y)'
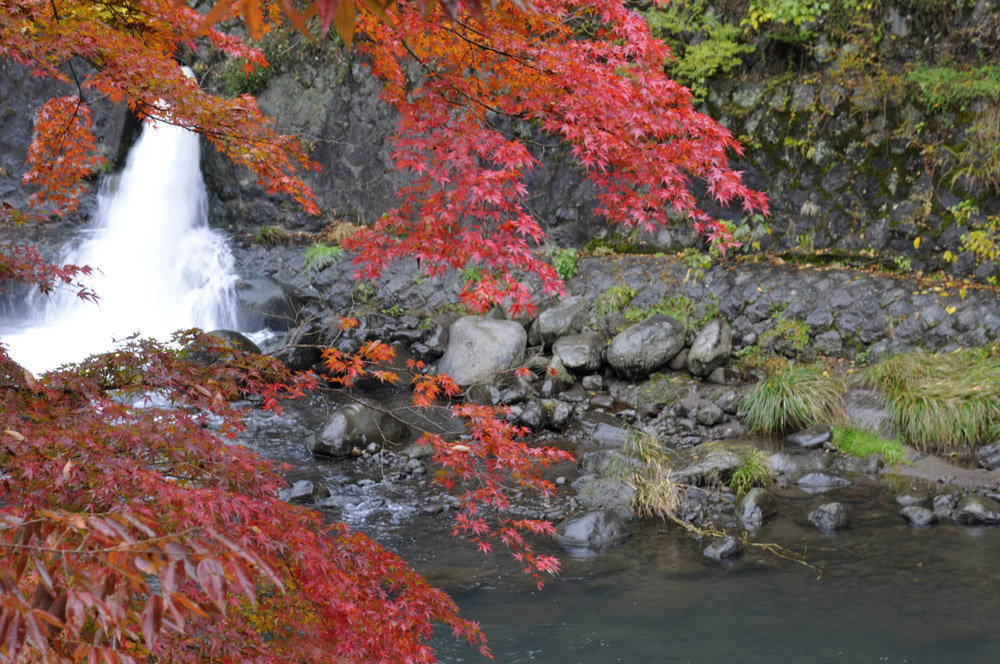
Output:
(609, 433), (681, 519)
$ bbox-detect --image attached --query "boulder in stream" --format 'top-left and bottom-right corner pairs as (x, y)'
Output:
(808, 502), (849, 531)
(736, 488), (778, 528)
(954, 493), (1000, 525)
(555, 510), (628, 551)
(308, 402), (409, 458)
(436, 316), (526, 386)
(703, 535), (744, 561)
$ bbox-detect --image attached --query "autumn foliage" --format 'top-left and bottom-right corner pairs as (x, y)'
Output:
(1, 0), (766, 661)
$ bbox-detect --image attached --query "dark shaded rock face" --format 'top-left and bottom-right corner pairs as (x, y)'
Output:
(954, 494), (1000, 525)
(606, 314), (685, 379)
(703, 535), (743, 560)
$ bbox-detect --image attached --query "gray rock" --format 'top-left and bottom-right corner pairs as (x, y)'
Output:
(308, 402), (409, 458)
(808, 502), (849, 530)
(607, 314), (686, 379)
(556, 510), (628, 550)
(437, 316), (526, 385)
(571, 475), (635, 516)
(581, 374), (604, 391)
(768, 451), (831, 475)
(813, 330), (843, 356)
(552, 331), (605, 372)
(895, 490), (930, 507)
(900, 506), (937, 527)
(530, 296), (589, 347)
(687, 318), (733, 377)
(272, 323), (322, 372)
(400, 442), (435, 459)
(933, 493), (960, 519)
(707, 366), (741, 385)
(284, 480), (331, 503)
(519, 399), (548, 431)
(797, 472), (851, 490)
(234, 277), (307, 331)
(736, 488), (778, 527)
(466, 383), (501, 406)
(976, 440), (1000, 470)
(696, 403), (725, 427)
(703, 535), (744, 560)
(549, 401), (575, 430)
(668, 348), (688, 371)
(671, 440), (757, 485)
(954, 493), (1000, 525)
(786, 424), (832, 449)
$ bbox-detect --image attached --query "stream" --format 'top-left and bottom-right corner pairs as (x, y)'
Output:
(242, 398), (1000, 664)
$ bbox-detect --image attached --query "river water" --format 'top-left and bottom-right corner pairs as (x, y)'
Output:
(242, 401), (1000, 664)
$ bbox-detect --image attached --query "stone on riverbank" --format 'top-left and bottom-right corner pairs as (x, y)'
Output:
(954, 493), (1000, 525)
(703, 535), (744, 560)
(607, 314), (685, 379)
(687, 318), (733, 377)
(529, 296), (589, 348)
(976, 440), (1000, 471)
(900, 506), (937, 527)
(808, 502), (849, 531)
(553, 331), (605, 372)
(736, 488), (778, 527)
(786, 424), (832, 449)
(308, 402), (409, 458)
(556, 510), (628, 550)
(436, 316), (526, 385)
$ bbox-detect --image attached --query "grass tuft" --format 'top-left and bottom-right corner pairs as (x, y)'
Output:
(831, 426), (905, 466)
(303, 242), (345, 274)
(861, 350), (1000, 452)
(255, 224), (291, 246)
(609, 433), (681, 519)
(726, 449), (774, 498)
(739, 364), (845, 435)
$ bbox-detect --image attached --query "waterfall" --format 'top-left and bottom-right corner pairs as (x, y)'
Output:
(1, 80), (239, 374)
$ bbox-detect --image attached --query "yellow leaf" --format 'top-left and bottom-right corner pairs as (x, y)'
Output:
(62, 460), (74, 479)
(915, 312), (920, 319)
(946, 306), (957, 315)
(960, 288), (967, 300)
(914, 237), (921, 250)
(4, 429), (26, 442)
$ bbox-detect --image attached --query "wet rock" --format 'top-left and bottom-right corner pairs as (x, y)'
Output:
(687, 318), (733, 377)
(283, 480), (331, 503)
(768, 451), (831, 475)
(308, 402), (409, 458)
(896, 490), (930, 507)
(552, 331), (605, 372)
(547, 355), (575, 386)
(703, 535), (744, 560)
(933, 493), (960, 519)
(183, 330), (261, 365)
(500, 384), (531, 405)
(976, 440), (1000, 470)
(519, 399), (548, 431)
(715, 390), (740, 415)
(549, 401), (575, 430)
(900, 506), (937, 527)
(786, 424), (831, 449)
(571, 475), (635, 517)
(696, 403), (724, 427)
(234, 277), (306, 331)
(590, 393), (615, 409)
(707, 366), (741, 385)
(437, 316), (526, 385)
(272, 323), (323, 371)
(556, 510), (628, 550)
(529, 296), (589, 348)
(400, 442), (435, 459)
(581, 374), (604, 391)
(671, 440), (757, 485)
(736, 488), (778, 527)
(954, 493), (1000, 525)
(797, 472), (851, 490)
(606, 314), (685, 379)
(466, 383), (501, 406)
(808, 502), (849, 531)
(668, 348), (688, 371)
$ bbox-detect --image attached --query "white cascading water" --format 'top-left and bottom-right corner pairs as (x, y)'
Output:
(1, 77), (239, 374)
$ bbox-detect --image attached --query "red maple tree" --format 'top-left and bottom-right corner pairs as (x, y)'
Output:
(1, 1), (766, 662)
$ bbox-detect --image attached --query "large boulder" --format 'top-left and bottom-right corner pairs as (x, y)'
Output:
(686, 318), (733, 377)
(552, 331), (605, 372)
(234, 277), (308, 331)
(736, 488), (778, 527)
(529, 296), (589, 348)
(555, 510), (628, 550)
(670, 439), (757, 486)
(606, 314), (685, 379)
(308, 402), (410, 458)
(436, 316), (526, 385)
(976, 440), (1000, 470)
(954, 493), (1000, 525)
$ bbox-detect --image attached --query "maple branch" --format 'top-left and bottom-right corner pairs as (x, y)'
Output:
(0, 527), (203, 554)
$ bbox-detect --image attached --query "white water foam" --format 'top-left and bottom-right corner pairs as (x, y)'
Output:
(1, 78), (239, 374)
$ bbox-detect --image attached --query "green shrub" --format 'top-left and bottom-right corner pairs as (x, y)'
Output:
(255, 224), (291, 246)
(759, 316), (811, 357)
(551, 248), (579, 281)
(726, 449), (775, 498)
(594, 284), (637, 319)
(831, 426), (905, 465)
(862, 350), (1000, 451)
(739, 364), (846, 435)
(909, 64), (1000, 111)
(302, 242), (345, 273)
